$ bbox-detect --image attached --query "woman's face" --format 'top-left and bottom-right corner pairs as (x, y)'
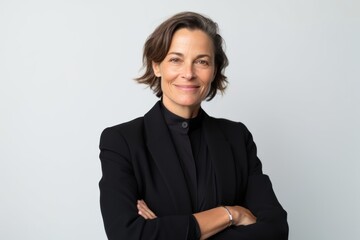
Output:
(152, 28), (215, 117)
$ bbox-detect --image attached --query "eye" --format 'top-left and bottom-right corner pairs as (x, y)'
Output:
(195, 59), (210, 66)
(169, 57), (182, 63)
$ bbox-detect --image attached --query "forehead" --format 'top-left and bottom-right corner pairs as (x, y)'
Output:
(168, 28), (214, 55)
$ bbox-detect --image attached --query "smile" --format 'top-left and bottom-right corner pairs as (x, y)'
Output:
(174, 85), (200, 90)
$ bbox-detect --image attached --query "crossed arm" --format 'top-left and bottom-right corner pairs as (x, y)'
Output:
(137, 199), (257, 239)
(99, 125), (288, 240)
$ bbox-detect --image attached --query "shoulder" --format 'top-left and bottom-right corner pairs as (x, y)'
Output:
(100, 117), (145, 147)
(203, 115), (256, 146)
(206, 116), (251, 137)
(99, 101), (162, 148)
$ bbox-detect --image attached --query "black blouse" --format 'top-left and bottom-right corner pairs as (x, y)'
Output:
(160, 103), (218, 239)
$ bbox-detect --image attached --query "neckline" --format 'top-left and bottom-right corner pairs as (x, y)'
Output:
(160, 101), (203, 133)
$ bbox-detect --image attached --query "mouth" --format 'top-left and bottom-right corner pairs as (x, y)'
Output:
(174, 84), (200, 91)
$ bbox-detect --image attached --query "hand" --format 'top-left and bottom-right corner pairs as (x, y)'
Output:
(137, 200), (157, 219)
(227, 206), (257, 226)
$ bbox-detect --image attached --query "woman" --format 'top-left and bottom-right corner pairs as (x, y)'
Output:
(99, 11), (288, 240)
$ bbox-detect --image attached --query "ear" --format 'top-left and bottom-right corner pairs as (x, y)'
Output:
(152, 61), (161, 77)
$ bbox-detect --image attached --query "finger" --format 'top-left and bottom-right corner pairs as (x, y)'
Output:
(137, 200), (157, 219)
(137, 201), (151, 218)
(138, 206), (152, 219)
(138, 210), (148, 219)
(142, 205), (157, 218)
(142, 206), (157, 219)
(138, 207), (153, 219)
(137, 200), (149, 219)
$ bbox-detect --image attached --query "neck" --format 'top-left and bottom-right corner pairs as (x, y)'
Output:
(162, 100), (200, 119)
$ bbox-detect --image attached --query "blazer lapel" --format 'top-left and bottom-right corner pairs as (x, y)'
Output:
(203, 114), (237, 204)
(144, 102), (192, 213)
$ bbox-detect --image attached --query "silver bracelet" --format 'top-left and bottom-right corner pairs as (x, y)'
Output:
(221, 206), (233, 227)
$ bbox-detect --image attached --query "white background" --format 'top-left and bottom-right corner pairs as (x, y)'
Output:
(1, 0), (359, 239)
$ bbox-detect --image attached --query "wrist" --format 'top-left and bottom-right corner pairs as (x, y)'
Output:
(221, 206), (233, 227)
(227, 206), (240, 226)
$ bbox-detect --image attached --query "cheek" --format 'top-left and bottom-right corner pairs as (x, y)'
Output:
(204, 74), (215, 88)
(201, 80), (213, 97)
(161, 68), (178, 82)
(205, 83), (212, 95)
(160, 77), (172, 93)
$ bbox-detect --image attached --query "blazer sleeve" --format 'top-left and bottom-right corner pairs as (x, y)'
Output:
(209, 175), (289, 240)
(209, 124), (289, 240)
(99, 127), (198, 240)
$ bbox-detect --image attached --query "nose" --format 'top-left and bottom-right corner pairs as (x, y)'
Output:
(181, 62), (195, 80)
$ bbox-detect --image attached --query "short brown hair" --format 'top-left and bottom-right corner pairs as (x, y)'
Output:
(135, 11), (229, 101)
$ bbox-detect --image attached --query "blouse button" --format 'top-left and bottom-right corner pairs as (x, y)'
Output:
(181, 121), (188, 128)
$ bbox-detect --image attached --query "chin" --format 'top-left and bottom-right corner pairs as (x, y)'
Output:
(176, 96), (196, 102)
(178, 100), (201, 108)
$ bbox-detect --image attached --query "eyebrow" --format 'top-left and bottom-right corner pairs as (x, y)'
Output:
(167, 52), (212, 58)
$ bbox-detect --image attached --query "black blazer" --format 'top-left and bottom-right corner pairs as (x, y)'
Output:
(99, 102), (288, 240)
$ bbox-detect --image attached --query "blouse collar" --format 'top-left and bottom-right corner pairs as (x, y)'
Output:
(160, 101), (203, 134)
